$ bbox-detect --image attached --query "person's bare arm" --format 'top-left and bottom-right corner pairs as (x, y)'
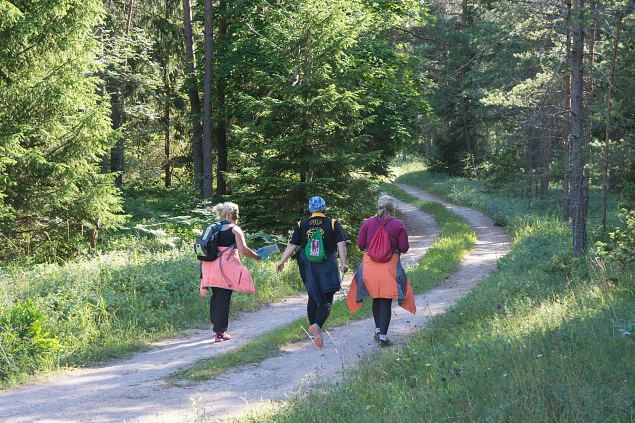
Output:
(337, 241), (348, 274)
(233, 226), (261, 260)
(276, 243), (299, 272)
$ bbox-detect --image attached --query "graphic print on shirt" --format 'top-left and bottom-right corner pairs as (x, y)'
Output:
(305, 225), (327, 263)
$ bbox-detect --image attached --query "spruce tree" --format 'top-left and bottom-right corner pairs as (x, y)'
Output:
(227, 0), (424, 231)
(0, 0), (123, 259)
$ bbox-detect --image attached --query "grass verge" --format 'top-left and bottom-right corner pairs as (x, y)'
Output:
(168, 184), (475, 383)
(0, 249), (304, 388)
(252, 170), (634, 422)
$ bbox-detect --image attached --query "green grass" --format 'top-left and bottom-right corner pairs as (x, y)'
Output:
(169, 184), (475, 383)
(254, 170), (634, 422)
(0, 247), (304, 388)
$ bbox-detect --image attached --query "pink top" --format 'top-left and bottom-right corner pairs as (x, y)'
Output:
(357, 216), (409, 253)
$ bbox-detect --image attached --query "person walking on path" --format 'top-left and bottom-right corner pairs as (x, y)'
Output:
(200, 202), (261, 343)
(347, 195), (416, 347)
(276, 196), (348, 348)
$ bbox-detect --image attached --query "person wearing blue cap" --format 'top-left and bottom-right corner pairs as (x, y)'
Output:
(276, 196), (348, 348)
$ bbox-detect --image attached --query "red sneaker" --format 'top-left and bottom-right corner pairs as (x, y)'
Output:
(309, 324), (323, 348)
(214, 332), (232, 343)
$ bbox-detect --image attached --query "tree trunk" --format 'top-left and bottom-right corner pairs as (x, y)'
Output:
(182, 0), (203, 195)
(461, 0), (469, 28)
(164, 98), (171, 188)
(585, 0), (597, 155)
(215, 0), (228, 196)
(202, 0), (215, 198)
(539, 134), (552, 200)
(602, 14), (622, 235)
(525, 121), (537, 207)
(562, 0), (572, 220)
(162, 0), (172, 189)
(110, 0), (134, 188)
(570, 0), (588, 255)
(98, 24), (109, 173)
(163, 68), (172, 188)
(463, 100), (474, 172)
(108, 76), (122, 179)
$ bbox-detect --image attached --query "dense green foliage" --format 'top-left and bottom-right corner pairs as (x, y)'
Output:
(0, 0), (123, 260)
(256, 170), (633, 422)
(0, 0), (434, 259)
(226, 0), (428, 232)
(418, 1), (635, 193)
(3, 0), (634, 259)
(597, 208), (635, 268)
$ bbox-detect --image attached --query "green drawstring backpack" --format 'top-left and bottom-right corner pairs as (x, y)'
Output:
(305, 228), (326, 263)
(304, 219), (335, 263)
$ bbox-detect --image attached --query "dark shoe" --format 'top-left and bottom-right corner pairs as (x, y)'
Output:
(373, 332), (380, 341)
(379, 338), (393, 348)
(214, 332), (232, 343)
(309, 324), (323, 348)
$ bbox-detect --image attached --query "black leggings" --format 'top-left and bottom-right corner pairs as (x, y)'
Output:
(372, 298), (393, 335)
(209, 287), (233, 333)
(307, 292), (335, 328)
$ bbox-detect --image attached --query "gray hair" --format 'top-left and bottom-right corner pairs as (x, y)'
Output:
(377, 195), (396, 217)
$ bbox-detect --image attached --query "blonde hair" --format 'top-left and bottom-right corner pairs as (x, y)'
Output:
(377, 195), (396, 217)
(213, 202), (239, 220)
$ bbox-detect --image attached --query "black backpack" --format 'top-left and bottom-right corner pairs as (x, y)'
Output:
(193, 220), (228, 261)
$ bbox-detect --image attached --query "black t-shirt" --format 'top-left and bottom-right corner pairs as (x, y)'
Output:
(290, 213), (347, 254)
(218, 224), (236, 247)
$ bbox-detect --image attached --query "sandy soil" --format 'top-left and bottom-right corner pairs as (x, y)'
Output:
(0, 185), (509, 422)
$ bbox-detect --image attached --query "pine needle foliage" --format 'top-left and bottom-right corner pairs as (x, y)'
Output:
(0, 0), (123, 261)
(226, 0), (428, 232)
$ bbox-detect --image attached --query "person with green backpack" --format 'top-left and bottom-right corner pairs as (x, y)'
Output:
(276, 196), (348, 348)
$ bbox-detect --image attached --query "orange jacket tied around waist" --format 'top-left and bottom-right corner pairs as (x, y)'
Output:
(346, 253), (416, 314)
(200, 246), (256, 296)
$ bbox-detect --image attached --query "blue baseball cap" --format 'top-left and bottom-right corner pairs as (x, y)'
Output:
(308, 196), (326, 213)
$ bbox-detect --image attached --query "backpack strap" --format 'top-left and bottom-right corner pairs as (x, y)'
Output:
(376, 216), (393, 226)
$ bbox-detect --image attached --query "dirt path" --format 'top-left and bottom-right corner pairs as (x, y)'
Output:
(0, 186), (510, 422)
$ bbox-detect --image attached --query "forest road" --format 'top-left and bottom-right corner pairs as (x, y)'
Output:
(0, 184), (509, 422)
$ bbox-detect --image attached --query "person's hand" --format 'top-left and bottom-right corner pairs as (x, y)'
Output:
(276, 261), (285, 272)
(340, 264), (349, 274)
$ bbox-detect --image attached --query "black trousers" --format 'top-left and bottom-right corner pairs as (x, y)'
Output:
(372, 298), (393, 335)
(307, 292), (335, 328)
(209, 287), (233, 333)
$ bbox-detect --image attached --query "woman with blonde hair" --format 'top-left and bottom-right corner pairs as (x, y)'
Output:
(347, 195), (415, 347)
(200, 202), (261, 342)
